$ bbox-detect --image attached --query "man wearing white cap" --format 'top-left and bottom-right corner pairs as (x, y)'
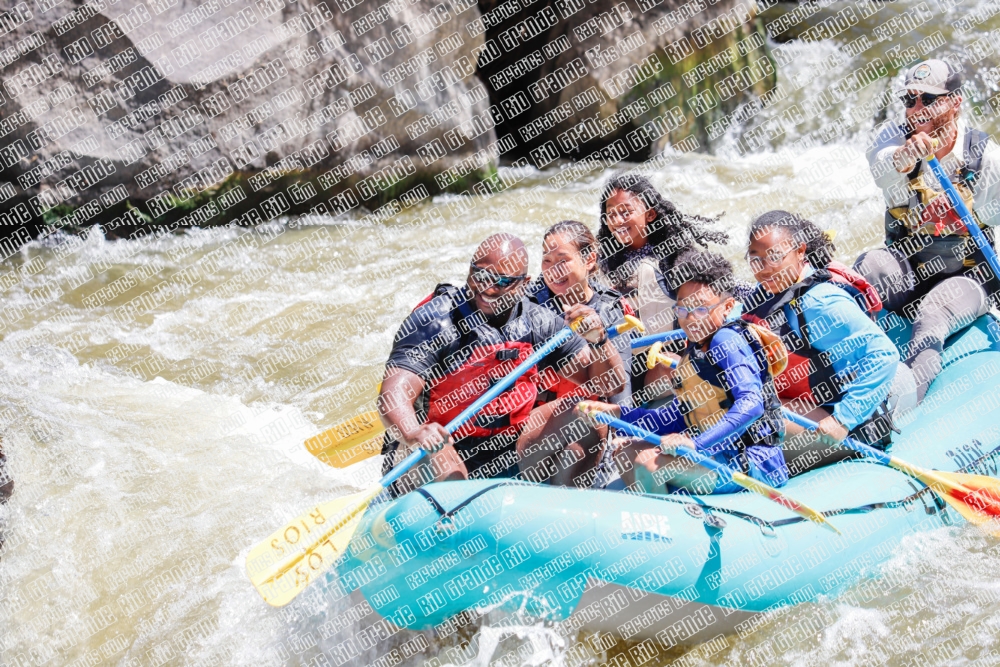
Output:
(857, 58), (1000, 403)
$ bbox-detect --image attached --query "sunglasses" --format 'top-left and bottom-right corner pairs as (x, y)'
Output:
(747, 245), (798, 272)
(672, 300), (726, 320)
(469, 264), (527, 289)
(900, 92), (951, 109)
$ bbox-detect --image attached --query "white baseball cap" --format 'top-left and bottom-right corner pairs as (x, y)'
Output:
(904, 59), (962, 95)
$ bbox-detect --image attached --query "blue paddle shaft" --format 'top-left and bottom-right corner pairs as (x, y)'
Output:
(926, 155), (1000, 283)
(782, 409), (892, 465)
(379, 448), (426, 487)
(593, 412), (735, 483)
(377, 326), (576, 487)
(607, 324), (628, 339)
(444, 326), (574, 433)
(629, 329), (687, 349)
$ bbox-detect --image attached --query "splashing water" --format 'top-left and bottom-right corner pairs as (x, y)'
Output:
(5, 0), (1000, 663)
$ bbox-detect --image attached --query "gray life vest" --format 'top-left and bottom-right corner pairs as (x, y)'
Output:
(884, 127), (992, 276)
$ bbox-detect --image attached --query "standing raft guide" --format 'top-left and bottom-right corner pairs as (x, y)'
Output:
(246, 58), (1000, 649)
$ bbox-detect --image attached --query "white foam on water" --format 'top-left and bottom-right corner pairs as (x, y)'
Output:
(0, 344), (374, 664)
(435, 624), (568, 667)
(4, 4), (1000, 660)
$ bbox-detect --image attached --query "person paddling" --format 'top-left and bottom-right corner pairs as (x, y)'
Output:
(378, 233), (626, 493)
(578, 251), (789, 495)
(517, 221), (633, 487)
(743, 211), (904, 471)
(526, 220), (633, 406)
(596, 173), (733, 404)
(857, 58), (1000, 403)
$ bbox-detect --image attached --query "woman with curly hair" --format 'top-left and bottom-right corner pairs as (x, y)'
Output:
(596, 172), (732, 404)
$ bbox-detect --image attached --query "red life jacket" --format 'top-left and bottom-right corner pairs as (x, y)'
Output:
(536, 365), (597, 402)
(742, 266), (880, 406)
(825, 261), (882, 318)
(417, 282), (618, 408)
(414, 285), (543, 439)
(425, 341), (540, 439)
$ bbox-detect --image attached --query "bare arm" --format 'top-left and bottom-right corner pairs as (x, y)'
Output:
(559, 303), (627, 397)
(378, 367), (452, 452)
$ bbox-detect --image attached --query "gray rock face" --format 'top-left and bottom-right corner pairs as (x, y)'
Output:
(474, 0), (775, 165)
(0, 0), (497, 233)
(0, 0), (775, 237)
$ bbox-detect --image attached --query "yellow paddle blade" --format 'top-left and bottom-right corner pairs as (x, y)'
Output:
(246, 485), (382, 606)
(305, 410), (386, 467)
(894, 464), (1000, 536)
(309, 430), (386, 468)
(731, 471), (841, 534)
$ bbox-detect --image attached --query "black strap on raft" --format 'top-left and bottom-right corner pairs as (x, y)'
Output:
(414, 487), (449, 516)
(415, 481), (533, 527)
(652, 439), (996, 534)
(409, 440), (998, 537)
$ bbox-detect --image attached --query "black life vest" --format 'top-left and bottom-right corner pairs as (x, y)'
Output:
(670, 320), (784, 450)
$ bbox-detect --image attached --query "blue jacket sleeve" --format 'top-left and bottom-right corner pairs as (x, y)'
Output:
(618, 329), (766, 451)
(619, 401), (686, 436)
(792, 284), (900, 429)
(691, 327), (765, 452)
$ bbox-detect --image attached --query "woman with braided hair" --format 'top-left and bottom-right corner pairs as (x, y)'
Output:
(596, 173), (736, 405)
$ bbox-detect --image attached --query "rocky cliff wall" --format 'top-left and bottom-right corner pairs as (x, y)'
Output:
(0, 0), (774, 238)
(476, 0), (775, 163)
(0, 0), (497, 237)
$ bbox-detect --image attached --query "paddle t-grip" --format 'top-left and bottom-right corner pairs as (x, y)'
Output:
(608, 314), (645, 339)
(646, 341), (679, 371)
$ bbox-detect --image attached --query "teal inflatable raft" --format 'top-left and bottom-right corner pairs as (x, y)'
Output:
(335, 314), (1000, 646)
